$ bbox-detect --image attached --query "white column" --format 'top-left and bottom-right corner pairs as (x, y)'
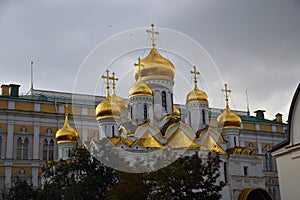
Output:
(5, 167), (11, 189)
(32, 168), (38, 187)
(6, 123), (13, 159)
(33, 123), (40, 159)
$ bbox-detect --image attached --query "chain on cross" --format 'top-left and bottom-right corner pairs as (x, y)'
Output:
(146, 24), (159, 48)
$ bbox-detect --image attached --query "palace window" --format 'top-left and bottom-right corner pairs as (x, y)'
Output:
(43, 139), (48, 160)
(265, 152), (274, 171)
(16, 137), (29, 160)
(162, 91), (167, 111)
(42, 139), (55, 160)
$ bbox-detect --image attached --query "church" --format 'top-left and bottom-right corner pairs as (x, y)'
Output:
(0, 25), (287, 200)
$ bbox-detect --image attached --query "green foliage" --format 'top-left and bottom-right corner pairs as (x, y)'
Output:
(2, 178), (37, 200)
(108, 151), (225, 200)
(38, 147), (118, 200)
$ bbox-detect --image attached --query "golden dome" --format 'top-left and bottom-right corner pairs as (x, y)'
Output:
(96, 96), (121, 120)
(111, 94), (128, 110)
(56, 115), (78, 144)
(217, 107), (241, 129)
(186, 85), (208, 103)
(135, 48), (175, 81)
(129, 81), (153, 97)
(173, 105), (180, 117)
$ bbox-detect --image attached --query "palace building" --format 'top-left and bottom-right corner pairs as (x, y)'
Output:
(0, 25), (287, 200)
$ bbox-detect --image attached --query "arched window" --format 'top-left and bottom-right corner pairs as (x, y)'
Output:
(144, 104), (147, 120)
(189, 111), (192, 125)
(16, 137), (22, 159)
(49, 139), (54, 160)
(130, 106), (133, 119)
(265, 152), (274, 171)
(23, 138), (29, 159)
(202, 109), (206, 124)
(162, 91), (167, 111)
(43, 139), (48, 160)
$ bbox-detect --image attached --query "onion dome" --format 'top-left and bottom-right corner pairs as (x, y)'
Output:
(217, 107), (242, 129)
(111, 94), (128, 110)
(186, 85), (208, 103)
(217, 83), (241, 129)
(186, 66), (208, 104)
(173, 105), (180, 117)
(135, 48), (175, 81)
(95, 70), (122, 120)
(96, 96), (121, 120)
(130, 57), (153, 97)
(56, 113), (78, 144)
(129, 81), (153, 97)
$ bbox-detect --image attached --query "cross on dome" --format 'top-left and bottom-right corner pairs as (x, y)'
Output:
(110, 72), (119, 95)
(190, 66), (200, 86)
(222, 83), (231, 108)
(101, 69), (114, 97)
(146, 24), (159, 48)
(134, 57), (144, 81)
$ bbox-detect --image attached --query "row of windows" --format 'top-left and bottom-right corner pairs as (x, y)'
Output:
(0, 136), (55, 160)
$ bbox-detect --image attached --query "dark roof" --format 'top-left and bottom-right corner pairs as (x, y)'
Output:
(271, 83), (300, 152)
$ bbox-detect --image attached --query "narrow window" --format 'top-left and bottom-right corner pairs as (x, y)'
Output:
(243, 166), (248, 176)
(234, 137), (237, 147)
(130, 106), (133, 119)
(112, 126), (115, 137)
(23, 138), (29, 159)
(189, 111), (192, 125)
(162, 91), (167, 111)
(49, 139), (54, 160)
(16, 137), (22, 159)
(144, 104), (147, 120)
(43, 139), (48, 160)
(202, 109), (206, 124)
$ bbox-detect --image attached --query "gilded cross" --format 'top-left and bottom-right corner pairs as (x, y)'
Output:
(101, 69), (112, 97)
(190, 66), (200, 85)
(222, 84), (231, 107)
(134, 57), (143, 80)
(146, 24), (159, 48)
(110, 72), (119, 95)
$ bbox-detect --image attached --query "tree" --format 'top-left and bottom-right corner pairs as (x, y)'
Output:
(6, 178), (37, 200)
(38, 146), (118, 200)
(149, 152), (225, 200)
(108, 151), (225, 200)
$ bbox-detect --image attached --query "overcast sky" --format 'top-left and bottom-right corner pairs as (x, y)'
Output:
(0, 0), (299, 122)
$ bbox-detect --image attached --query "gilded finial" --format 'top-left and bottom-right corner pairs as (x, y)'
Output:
(190, 66), (200, 88)
(65, 100), (69, 116)
(222, 84), (231, 109)
(101, 70), (111, 98)
(110, 72), (119, 95)
(146, 24), (159, 48)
